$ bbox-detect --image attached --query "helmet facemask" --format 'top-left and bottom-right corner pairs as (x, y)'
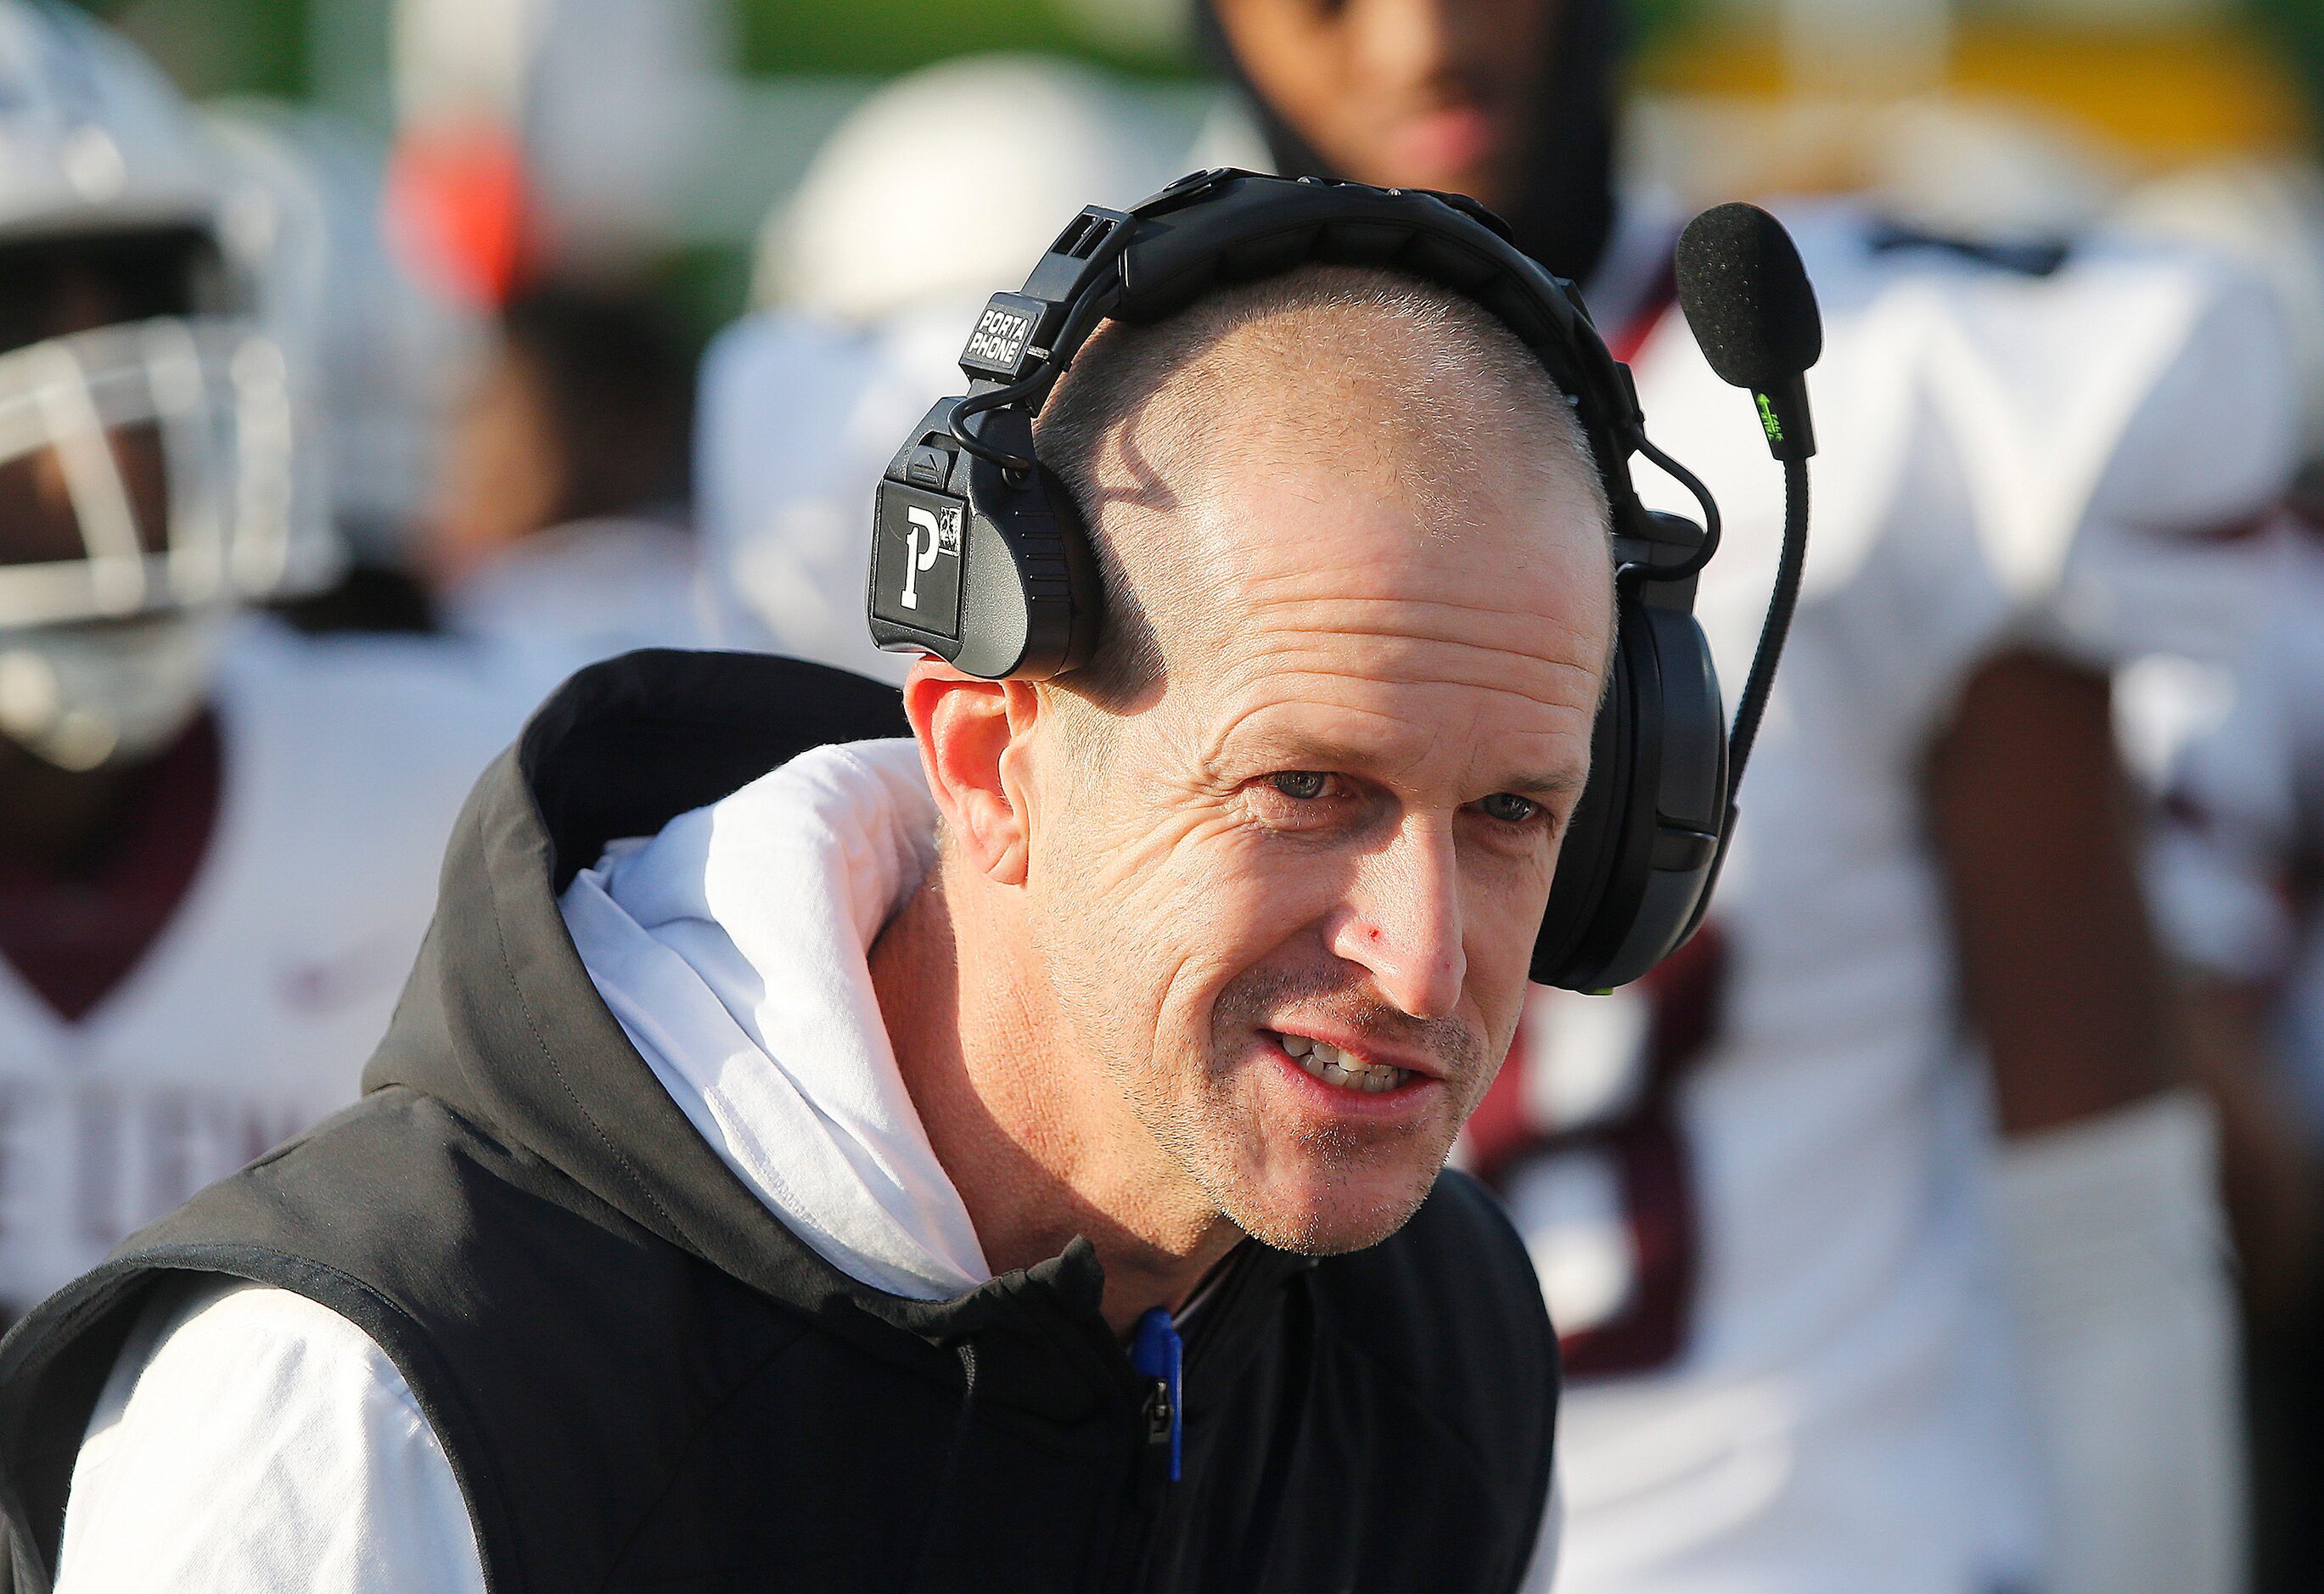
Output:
(0, 227), (317, 769)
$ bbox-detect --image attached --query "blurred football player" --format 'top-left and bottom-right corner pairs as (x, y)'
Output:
(0, 2), (515, 1321)
(1199, 2), (2298, 1591)
(698, 53), (1192, 676)
(2150, 516), (2324, 1594)
(419, 277), (706, 689)
(2124, 161), (2324, 1594)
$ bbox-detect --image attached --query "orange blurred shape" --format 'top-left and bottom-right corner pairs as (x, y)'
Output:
(385, 119), (530, 311)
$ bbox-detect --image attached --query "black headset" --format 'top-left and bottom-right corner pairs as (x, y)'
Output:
(867, 167), (1816, 993)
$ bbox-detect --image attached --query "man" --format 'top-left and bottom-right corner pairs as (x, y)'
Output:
(1200, 2), (2292, 1591)
(0, 246), (1606, 1586)
(0, 2), (514, 1323)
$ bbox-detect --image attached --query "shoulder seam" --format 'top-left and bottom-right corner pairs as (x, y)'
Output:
(74, 1243), (518, 1593)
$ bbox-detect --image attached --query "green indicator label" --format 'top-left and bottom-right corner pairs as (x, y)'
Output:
(1755, 392), (1784, 443)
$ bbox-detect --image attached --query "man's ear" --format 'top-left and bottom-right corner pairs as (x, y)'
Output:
(903, 659), (1042, 887)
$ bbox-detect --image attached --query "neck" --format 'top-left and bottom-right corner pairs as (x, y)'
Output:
(868, 864), (1242, 1335)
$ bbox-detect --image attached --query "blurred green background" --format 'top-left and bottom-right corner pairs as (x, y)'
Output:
(57, 0), (2322, 111)
(62, 0), (2320, 335)
(53, 0), (1816, 105)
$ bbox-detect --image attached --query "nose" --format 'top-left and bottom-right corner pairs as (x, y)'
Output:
(1349, 0), (1462, 93)
(1329, 816), (1468, 1021)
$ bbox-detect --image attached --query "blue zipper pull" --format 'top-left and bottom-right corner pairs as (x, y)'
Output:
(1130, 1306), (1183, 1483)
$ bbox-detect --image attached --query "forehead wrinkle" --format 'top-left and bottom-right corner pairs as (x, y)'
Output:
(1159, 528), (1613, 728)
(1183, 496), (1609, 625)
(1209, 675), (1608, 762)
(1211, 631), (1607, 704)
(1198, 694), (1596, 798)
(1202, 633), (1608, 743)
(1214, 575), (1610, 666)
(1233, 582), (1612, 634)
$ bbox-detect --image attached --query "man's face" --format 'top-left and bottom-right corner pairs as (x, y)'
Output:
(1211, 0), (1559, 213)
(420, 341), (564, 590)
(1023, 421), (1611, 1256)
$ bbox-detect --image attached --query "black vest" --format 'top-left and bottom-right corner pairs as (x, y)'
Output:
(0, 652), (1559, 1593)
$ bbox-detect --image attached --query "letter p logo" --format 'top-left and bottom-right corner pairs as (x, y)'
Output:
(901, 507), (944, 610)
(872, 482), (964, 639)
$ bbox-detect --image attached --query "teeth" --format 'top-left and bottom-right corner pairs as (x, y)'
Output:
(1277, 1033), (1409, 1095)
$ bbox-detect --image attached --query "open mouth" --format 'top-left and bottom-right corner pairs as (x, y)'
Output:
(1270, 1030), (1412, 1095)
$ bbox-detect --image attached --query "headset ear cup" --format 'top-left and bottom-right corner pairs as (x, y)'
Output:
(1534, 591), (1731, 991)
(1533, 614), (1645, 988)
(951, 441), (1101, 680)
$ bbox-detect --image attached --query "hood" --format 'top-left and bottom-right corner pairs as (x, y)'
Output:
(361, 648), (1152, 1355)
(559, 735), (995, 1301)
(1194, 0), (1625, 287)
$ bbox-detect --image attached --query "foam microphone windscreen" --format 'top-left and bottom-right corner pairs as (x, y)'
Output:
(1675, 203), (1823, 392)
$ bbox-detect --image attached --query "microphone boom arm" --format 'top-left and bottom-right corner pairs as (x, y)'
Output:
(1725, 454), (1808, 800)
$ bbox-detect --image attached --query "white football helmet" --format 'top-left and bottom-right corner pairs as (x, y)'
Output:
(755, 53), (1195, 322)
(0, 0), (320, 768)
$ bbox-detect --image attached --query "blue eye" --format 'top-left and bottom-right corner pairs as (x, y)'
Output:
(1480, 793), (1539, 823)
(1271, 772), (1329, 800)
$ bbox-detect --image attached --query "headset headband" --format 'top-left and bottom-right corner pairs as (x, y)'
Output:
(948, 168), (1659, 547)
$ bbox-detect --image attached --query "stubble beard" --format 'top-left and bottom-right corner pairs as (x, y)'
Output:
(1211, 965), (1482, 1254)
(1056, 944), (1485, 1258)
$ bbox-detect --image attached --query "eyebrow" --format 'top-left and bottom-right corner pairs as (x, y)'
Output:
(1496, 769), (1589, 800)
(1221, 733), (1588, 801)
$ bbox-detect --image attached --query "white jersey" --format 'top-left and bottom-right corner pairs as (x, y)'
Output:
(1498, 202), (2297, 1593)
(0, 618), (520, 1313)
(2149, 529), (2324, 1134)
(440, 515), (714, 704)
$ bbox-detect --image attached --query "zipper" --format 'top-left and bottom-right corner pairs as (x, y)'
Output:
(1109, 1309), (1182, 1591)
(1140, 1382), (1175, 1493)
(1112, 1249), (1296, 1587)
(1129, 1306), (1182, 1485)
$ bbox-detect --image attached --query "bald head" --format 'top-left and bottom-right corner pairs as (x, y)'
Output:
(1032, 262), (1611, 710)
